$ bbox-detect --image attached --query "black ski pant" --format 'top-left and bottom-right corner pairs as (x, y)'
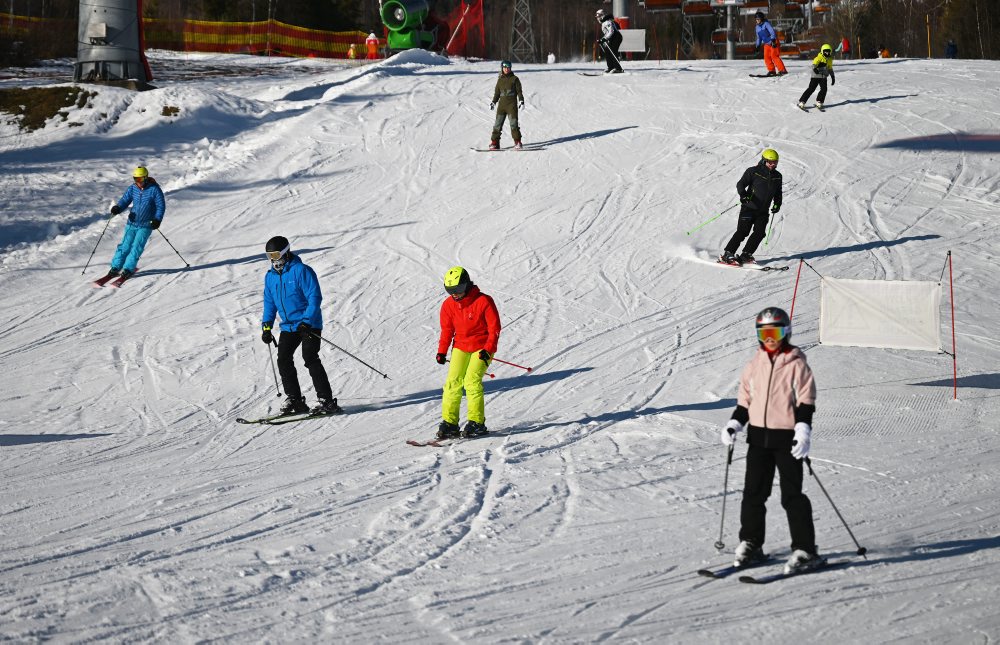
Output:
(739, 443), (816, 553)
(601, 34), (623, 72)
(724, 206), (769, 256)
(277, 330), (333, 401)
(799, 77), (828, 105)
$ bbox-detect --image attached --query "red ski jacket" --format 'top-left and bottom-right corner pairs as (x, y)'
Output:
(437, 285), (501, 355)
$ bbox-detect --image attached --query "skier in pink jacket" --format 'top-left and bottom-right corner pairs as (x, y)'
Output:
(721, 307), (824, 575)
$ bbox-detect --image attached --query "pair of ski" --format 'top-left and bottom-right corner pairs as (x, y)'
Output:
(698, 556), (832, 584)
(472, 147), (546, 153)
(717, 260), (789, 272)
(91, 272), (135, 289)
(236, 407), (344, 426)
(748, 73), (786, 78)
(406, 432), (490, 447)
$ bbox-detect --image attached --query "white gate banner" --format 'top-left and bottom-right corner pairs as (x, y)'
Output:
(819, 277), (942, 351)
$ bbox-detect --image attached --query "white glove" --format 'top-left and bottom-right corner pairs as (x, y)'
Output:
(721, 419), (744, 446)
(791, 422), (812, 459)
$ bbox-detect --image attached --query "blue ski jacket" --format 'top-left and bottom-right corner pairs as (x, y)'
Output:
(755, 20), (778, 47)
(262, 255), (324, 332)
(116, 178), (166, 228)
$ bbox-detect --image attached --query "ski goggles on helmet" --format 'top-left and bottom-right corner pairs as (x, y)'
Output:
(445, 282), (469, 296)
(757, 325), (789, 343)
(265, 244), (289, 262)
(822, 48), (832, 55)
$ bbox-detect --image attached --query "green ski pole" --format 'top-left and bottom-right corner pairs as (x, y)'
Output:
(686, 203), (737, 236)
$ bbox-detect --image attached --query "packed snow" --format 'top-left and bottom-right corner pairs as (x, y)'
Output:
(1, 49), (999, 642)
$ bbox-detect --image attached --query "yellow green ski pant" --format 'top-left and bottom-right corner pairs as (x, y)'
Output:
(442, 348), (491, 425)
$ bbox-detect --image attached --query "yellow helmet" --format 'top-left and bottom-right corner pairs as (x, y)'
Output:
(821, 43), (833, 55)
(443, 266), (471, 295)
(133, 166), (149, 178)
(762, 148), (779, 162)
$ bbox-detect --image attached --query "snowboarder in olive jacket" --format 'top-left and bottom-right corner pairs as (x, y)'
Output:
(489, 60), (525, 150)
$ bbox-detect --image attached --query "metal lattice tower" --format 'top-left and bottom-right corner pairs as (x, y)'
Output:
(681, 15), (696, 58)
(510, 0), (537, 63)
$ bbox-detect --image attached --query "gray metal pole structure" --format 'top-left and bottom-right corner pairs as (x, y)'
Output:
(613, 0), (627, 22)
(726, 5), (735, 60)
(75, 0), (151, 86)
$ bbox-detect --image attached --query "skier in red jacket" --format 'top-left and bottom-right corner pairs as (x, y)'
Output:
(436, 266), (501, 439)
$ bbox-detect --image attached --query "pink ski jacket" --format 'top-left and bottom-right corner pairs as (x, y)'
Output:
(737, 345), (816, 431)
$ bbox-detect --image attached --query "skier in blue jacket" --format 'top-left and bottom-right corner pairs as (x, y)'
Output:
(261, 236), (340, 416)
(101, 166), (166, 281)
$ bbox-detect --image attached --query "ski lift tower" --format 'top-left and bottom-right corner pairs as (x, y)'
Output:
(509, 0), (536, 63)
(75, 0), (152, 87)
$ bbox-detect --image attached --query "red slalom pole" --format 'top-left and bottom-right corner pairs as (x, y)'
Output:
(491, 356), (533, 372)
(948, 251), (957, 400)
(789, 258), (804, 321)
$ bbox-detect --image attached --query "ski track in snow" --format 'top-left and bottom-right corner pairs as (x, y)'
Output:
(1, 51), (999, 641)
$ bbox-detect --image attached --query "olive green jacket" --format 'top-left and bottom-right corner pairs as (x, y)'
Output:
(492, 73), (524, 107)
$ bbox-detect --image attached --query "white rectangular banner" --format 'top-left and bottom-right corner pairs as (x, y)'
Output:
(819, 277), (942, 352)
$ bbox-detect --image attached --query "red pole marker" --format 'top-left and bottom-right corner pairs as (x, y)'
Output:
(491, 357), (532, 372)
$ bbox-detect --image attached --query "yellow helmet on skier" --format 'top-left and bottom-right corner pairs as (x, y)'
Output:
(444, 266), (471, 295)
(762, 148), (779, 162)
(133, 166), (149, 178)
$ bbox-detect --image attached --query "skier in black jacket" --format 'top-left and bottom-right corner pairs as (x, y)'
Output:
(720, 149), (783, 265)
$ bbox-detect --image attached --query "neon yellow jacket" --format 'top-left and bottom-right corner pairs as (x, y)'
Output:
(810, 52), (834, 79)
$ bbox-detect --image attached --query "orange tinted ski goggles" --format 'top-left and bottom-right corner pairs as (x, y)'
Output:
(757, 326), (788, 343)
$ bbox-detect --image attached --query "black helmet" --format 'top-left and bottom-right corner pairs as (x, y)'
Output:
(755, 10), (765, 19)
(265, 235), (291, 271)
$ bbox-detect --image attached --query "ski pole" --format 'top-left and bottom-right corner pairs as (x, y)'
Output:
(490, 356), (532, 372)
(82, 213), (115, 274)
(267, 339), (282, 397)
(805, 458), (868, 558)
(599, 40), (624, 70)
(686, 203), (737, 236)
(305, 330), (390, 379)
(715, 443), (734, 550)
(157, 229), (191, 268)
(764, 212), (781, 247)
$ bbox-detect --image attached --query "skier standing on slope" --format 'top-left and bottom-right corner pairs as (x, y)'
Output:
(720, 149), (782, 266)
(798, 44), (836, 111)
(436, 266), (501, 439)
(754, 11), (787, 76)
(99, 166), (165, 282)
(596, 9), (624, 74)
(489, 60), (525, 150)
(261, 236), (341, 417)
(721, 307), (824, 575)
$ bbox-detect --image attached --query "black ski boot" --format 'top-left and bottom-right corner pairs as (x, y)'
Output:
(279, 396), (309, 416)
(460, 421), (489, 439)
(437, 421), (460, 440)
(311, 397), (342, 415)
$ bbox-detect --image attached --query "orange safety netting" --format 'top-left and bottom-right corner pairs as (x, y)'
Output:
(144, 19), (368, 59)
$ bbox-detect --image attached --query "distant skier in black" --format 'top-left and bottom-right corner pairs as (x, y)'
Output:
(719, 149), (782, 266)
(595, 9), (623, 74)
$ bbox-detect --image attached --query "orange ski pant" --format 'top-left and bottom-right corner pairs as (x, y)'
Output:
(763, 43), (787, 74)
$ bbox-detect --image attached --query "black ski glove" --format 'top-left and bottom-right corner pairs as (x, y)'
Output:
(830, 73), (836, 86)
(127, 212), (135, 222)
(741, 194), (753, 205)
(149, 219), (161, 230)
(518, 101), (525, 109)
(110, 204), (122, 216)
(297, 322), (313, 335)
(436, 353), (447, 365)
(489, 102), (496, 110)
(261, 324), (274, 345)
(771, 203), (781, 214)
(478, 350), (491, 362)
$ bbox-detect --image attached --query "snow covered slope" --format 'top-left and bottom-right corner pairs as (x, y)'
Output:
(1, 50), (999, 642)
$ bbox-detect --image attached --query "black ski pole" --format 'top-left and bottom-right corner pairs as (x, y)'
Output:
(157, 229), (191, 268)
(805, 457), (868, 558)
(267, 339), (282, 397)
(306, 330), (390, 379)
(82, 214), (114, 275)
(715, 443), (735, 550)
